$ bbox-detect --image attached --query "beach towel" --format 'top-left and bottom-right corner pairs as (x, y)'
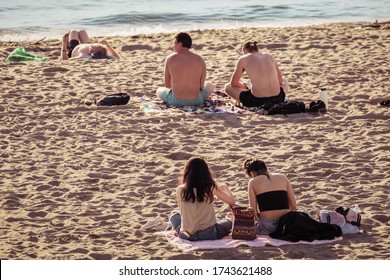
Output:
(6, 47), (48, 62)
(134, 93), (245, 114)
(155, 230), (342, 252)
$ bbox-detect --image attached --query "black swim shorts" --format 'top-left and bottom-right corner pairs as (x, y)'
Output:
(67, 39), (80, 58)
(239, 88), (285, 107)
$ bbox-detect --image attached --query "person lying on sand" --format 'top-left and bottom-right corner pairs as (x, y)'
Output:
(169, 157), (235, 241)
(156, 32), (214, 106)
(244, 157), (297, 235)
(60, 29), (120, 60)
(224, 41), (288, 107)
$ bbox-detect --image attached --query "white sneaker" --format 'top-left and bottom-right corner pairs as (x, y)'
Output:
(154, 222), (171, 231)
(140, 217), (162, 230)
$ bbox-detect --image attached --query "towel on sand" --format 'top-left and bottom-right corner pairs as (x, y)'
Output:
(134, 93), (246, 114)
(156, 230), (342, 252)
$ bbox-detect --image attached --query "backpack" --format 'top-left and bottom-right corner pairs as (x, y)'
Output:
(335, 206), (361, 227)
(319, 206), (361, 234)
(96, 93), (130, 106)
(267, 100), (306, 115)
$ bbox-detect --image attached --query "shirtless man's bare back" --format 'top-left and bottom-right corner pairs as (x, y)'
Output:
(224, 41), (288, 107)
(156, 32), (214, 106)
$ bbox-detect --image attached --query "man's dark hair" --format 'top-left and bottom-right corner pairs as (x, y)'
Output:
(242, 41), (258, 52)
(175, 32), (192, 48)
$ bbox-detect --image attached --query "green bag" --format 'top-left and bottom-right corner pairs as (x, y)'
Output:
(6, 47), (48, 62)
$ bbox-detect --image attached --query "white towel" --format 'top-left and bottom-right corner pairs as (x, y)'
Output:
(156, 230), (343, 252)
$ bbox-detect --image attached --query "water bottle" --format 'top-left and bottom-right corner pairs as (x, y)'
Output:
(319, 87), (329, 110)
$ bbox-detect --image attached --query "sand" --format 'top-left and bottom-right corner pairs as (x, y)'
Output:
(0, 23), (389, 260)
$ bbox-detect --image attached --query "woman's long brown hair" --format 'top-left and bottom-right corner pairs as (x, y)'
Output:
(180, 157), (217, 203)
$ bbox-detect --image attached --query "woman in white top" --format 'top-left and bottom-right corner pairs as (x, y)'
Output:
(170, 157), (235, 241)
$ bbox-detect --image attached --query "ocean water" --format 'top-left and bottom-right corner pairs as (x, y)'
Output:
(0, 0), (389, 41)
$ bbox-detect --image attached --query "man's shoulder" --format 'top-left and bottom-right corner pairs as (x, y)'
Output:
(184, 51), (204, 61)
(239, 53), (251, 60)
(166, 53), (177, 60)
(261, 53), (276, 60)
(168, 51), (204, 64)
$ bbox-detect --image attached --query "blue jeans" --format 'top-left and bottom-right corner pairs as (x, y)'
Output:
(256, 217), (279, 235)
(170, 212), (232, 241)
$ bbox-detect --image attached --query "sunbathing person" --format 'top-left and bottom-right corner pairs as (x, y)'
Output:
(224, 41), (288, 107)
(60, 29), (120, 60)
(243, 158), (297, 235)
(156, 32), (214, 106)
(170, 157), (235, 241)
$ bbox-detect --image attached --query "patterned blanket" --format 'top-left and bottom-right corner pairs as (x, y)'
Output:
(134, 92), (267, 114)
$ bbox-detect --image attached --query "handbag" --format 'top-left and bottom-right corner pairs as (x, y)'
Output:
(231, 206), (257, 240)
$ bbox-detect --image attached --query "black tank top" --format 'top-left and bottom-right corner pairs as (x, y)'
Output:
(256, 190), (289, 212)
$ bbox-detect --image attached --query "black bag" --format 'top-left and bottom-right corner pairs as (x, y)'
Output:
(96, 93), (130, 106)
(270, 211), (342, 242)
(267, 100), (306, 115)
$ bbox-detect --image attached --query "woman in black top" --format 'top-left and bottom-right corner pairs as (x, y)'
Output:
(244, 158), (297, 235)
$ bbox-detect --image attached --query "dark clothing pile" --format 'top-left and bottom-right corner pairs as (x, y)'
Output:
(270, 211), (342, 242)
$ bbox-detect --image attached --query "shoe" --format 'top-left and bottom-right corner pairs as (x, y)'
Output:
(154, 222), (171, 231)
(225, 212), (233, 220)
(380, 100), (390, 107)
(307, 100), (327, 113)
(317, 100), (327, 112)
(306, 101), (319, 113)
(140, 217), (162, 230)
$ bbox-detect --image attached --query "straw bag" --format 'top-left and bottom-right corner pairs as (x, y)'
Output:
(231, 206), (257, 240)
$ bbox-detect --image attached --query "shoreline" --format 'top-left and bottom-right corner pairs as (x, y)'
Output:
(0, 19), (388, 42)
(1, 23), (389, 260)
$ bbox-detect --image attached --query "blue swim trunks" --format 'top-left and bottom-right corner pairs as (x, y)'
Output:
(159, 88), (210, 106)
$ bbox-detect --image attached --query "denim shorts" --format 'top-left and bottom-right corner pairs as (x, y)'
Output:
(256, 217), (279, 235)
(170, 212), (232, 241)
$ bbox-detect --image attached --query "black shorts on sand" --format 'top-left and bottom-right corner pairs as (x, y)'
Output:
(239, 88), (285, 107)
(67, 39), (80, 58)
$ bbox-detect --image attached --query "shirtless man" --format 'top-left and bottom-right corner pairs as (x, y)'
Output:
(156, 32), (214, 106)
(60, 29), (120, 60)
(224, 41), (288, 107)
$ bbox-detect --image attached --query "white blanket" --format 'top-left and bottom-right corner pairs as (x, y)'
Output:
(156, 230), (342, 252)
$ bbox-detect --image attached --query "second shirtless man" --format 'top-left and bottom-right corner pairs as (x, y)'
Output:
(224, 41), (288, 107)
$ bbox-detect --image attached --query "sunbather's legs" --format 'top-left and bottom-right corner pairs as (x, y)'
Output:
(215, 219), (232, 239)
(78, 29), (91, 44)
(169, 212), (181, 234)
(203, 81), (215, 100)
(68, 30), (80, 42)
(156, 87), (168, 99)
(224, 82), (243, 101)
(281, 77), (289, 94)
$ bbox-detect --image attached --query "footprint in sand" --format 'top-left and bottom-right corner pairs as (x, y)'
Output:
(27, 211), (48, 218)
(89, 253), (112, 260)
(166, 152), (192, 160)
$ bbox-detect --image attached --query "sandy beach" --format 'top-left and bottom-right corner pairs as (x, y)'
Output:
(0, 23), (389, 260)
